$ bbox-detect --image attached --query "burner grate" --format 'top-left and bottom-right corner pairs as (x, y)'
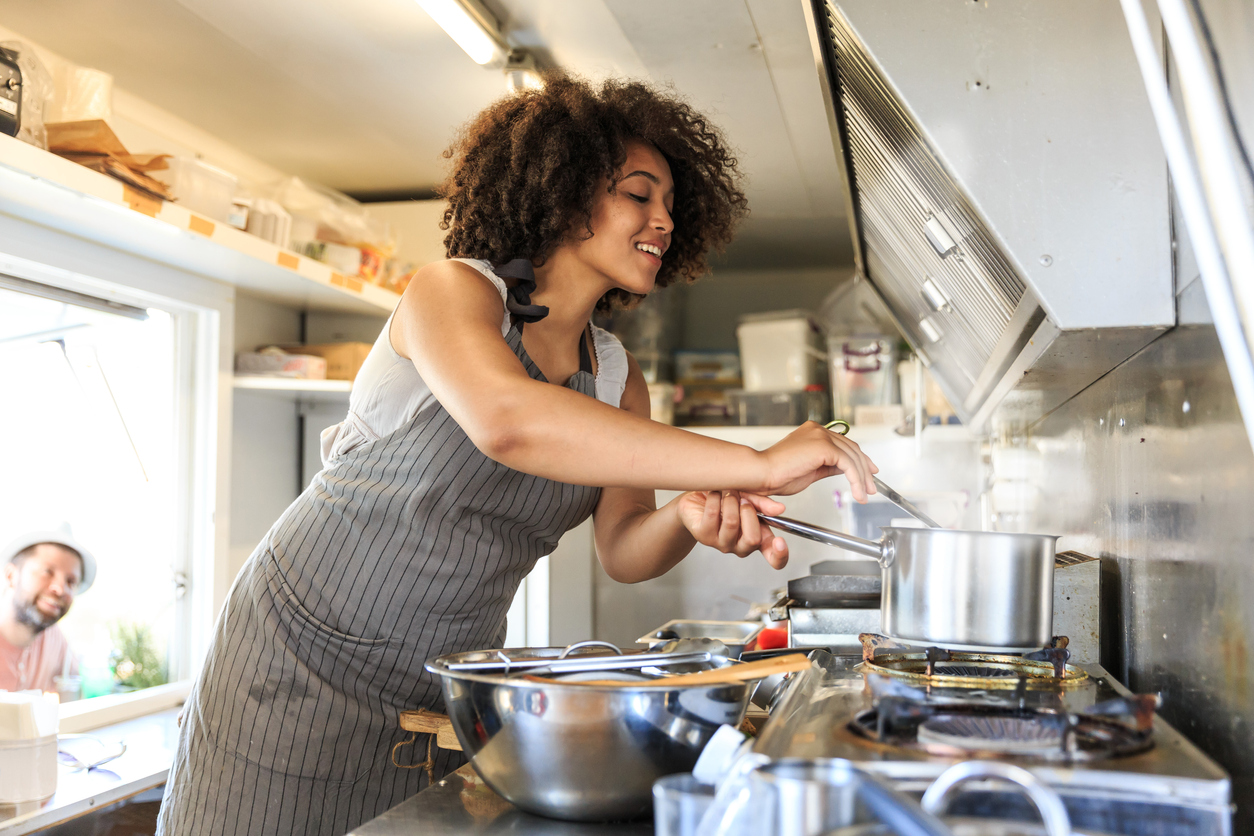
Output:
(859, 651), (1088, 688)
(849, 706), (1154, 762)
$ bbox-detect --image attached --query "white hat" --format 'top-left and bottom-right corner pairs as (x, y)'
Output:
(1, 529), (97, 594)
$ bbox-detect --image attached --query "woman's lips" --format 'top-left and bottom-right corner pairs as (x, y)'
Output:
(636, 247), (662, 266)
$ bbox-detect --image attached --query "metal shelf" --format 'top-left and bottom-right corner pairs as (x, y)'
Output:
(0, 134), (399, 316)
(232, 376), (352, 401)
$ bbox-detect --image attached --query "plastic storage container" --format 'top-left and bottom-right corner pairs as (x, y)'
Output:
(736, 311), (826, 392)
(152, 157), (238, 222)
(0, 691), (59, 803)
(828, 335), (897, 422)
(729, 389), (829, 426)
(674, 350), (741, 383)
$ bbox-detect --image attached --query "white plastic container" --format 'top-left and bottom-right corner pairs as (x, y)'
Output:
(152, 156), (238, 222)
(828, 334), (897, 422)
(0, 691), (59, 803)
(245, 197), (293, 246)
(736, 311), (826, 392)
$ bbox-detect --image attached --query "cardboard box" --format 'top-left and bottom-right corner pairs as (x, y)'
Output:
(278, 342), (372, 381)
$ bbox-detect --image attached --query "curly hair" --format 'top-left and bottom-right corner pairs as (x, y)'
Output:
(438, 74), (748, 310)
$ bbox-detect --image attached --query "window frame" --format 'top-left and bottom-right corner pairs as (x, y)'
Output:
(0, 216), (234, 728)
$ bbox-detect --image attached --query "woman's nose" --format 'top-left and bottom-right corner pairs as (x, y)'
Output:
(652, 205), (674, 234)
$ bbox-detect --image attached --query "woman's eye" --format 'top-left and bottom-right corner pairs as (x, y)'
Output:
(628, 193), (648, 203)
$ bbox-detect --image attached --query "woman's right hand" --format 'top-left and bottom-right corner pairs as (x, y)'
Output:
(758, 422), (879, 500)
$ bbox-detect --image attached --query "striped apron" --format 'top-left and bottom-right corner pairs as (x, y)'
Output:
(158, 323), (602, 836)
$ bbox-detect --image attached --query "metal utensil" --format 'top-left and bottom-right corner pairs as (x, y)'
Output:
(872, 476), (942, 528)
(442, 639), (713, 675)
(543, 653), (811, 688)
(758, 514), (1058, 651)
(824, 420), (940, 528)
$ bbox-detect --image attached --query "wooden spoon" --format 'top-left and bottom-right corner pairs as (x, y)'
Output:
(527, 652), (812, 687)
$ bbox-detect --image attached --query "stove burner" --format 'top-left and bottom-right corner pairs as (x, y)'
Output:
(928, 664), (1019, 678)
(917, 714), (1064, 754)
(850, 705), (1153, 762)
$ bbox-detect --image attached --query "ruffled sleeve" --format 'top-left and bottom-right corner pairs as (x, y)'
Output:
(589, 325), (629, 408)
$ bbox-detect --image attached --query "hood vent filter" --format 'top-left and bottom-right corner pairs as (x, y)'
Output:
(824, 1), (1029, 410)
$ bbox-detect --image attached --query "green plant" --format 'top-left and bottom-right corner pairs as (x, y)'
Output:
(109, 621), (168, 690)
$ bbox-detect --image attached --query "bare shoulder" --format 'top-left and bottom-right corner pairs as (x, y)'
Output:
(619, 350), (651, 418)
(403, 259), (504, 309)
(392, 260), (506, 358)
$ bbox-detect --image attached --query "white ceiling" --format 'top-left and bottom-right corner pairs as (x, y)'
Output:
(0, 0), (853, 267)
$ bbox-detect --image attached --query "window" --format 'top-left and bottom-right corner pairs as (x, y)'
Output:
(0, 283), (185, 699)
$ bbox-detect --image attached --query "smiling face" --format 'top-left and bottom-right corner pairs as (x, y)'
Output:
(3, 543), (81, 633)
(565, 140), (675, 297)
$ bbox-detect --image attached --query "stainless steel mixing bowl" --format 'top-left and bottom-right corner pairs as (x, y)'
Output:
(426, 646), (752, 821)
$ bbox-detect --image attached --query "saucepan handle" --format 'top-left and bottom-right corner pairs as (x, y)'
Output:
(856, 769), (955, 836)
(756, 514), (892, 567)
(922, 761), (1072, 836)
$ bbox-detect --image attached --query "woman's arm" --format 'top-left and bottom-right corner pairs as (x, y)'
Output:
(391, 260), (877, 497)
(592, 357), (794, 583)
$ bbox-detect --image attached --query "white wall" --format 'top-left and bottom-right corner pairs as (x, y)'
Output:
(365, 199), (448, 266)
(681, 266), (857, 350)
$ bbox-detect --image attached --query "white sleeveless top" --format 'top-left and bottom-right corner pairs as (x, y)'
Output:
(320, 258), (630, 467)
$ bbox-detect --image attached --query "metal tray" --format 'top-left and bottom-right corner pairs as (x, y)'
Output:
(636, 619), (763, 655)
(787, 573), (882, 606)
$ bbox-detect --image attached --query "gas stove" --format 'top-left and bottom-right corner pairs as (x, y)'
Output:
(752, 636), (1231, 835)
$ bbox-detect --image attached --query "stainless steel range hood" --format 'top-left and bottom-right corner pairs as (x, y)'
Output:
(803, 0), (1175, 430)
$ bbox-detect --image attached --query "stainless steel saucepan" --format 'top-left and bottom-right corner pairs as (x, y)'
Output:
(759, 514), (1058, 651)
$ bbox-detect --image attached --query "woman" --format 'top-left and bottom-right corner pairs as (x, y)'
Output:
(158, 75), (877, 836)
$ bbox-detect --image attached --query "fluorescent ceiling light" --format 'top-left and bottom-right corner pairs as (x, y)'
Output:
(416, 0), (506, 66)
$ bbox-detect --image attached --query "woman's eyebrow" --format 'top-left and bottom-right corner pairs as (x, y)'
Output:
(623, 170), (675, 194)
(623, 170), (661, 184)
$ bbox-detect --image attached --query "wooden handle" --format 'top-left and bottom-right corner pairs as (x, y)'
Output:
(543, 653), (812, 688)
(398, 708), (462, 751)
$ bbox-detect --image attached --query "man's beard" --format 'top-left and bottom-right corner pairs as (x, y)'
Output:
(11, 588), (64, 634)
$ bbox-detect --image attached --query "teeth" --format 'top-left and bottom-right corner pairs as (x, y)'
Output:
(636, 243), (662, 257)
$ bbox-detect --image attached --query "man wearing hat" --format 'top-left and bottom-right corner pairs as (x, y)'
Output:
(0, 530), (96, 693)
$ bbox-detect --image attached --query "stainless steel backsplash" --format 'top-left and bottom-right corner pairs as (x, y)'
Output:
(1031, 323), (1254, 828)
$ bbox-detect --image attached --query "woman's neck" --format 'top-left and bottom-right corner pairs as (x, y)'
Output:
(528, 251), (610, 340)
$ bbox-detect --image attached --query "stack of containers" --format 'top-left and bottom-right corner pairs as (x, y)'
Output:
(672, 349), (741, 425)
(0, 691), (59, 803)
(819, 277), (901, 426)
(732, 310), (830, 426)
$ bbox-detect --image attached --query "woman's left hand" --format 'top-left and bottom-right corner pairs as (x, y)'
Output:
(677, 490), (790, 569)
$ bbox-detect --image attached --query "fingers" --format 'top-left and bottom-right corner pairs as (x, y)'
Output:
(685, 490), (784, 560)
(737, 497), (762, 552)
(717, 491), (742, 551)
(824, 429), (878, 502)
(758, 520), (788, 569)
(740, 492), (785, 516)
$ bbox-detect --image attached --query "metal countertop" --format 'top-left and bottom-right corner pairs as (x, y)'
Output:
(348, 764), (653, 836)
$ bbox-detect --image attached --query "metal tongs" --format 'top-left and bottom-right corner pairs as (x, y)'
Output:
(442, 640), (714, 676)
(826, 420), (941, 528)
